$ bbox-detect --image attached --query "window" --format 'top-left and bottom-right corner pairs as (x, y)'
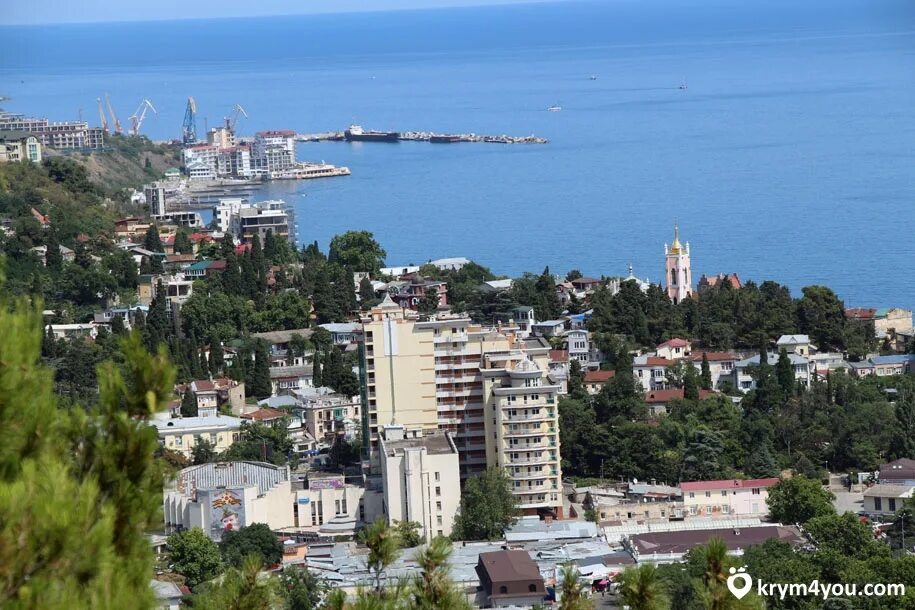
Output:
(436, 501), (442, 511)
(721, 491), (727, 497)
(335, 500), (341, 514)
(889, 498), (897, 512)
(499, 586), (508, 595)
(529, 584), (537, 593)
(435, 472), (440, 482)
(688, 492), (695, 499)
(437, 516), (443, 526)
(875, 497), (882, 511)
(705, 491), (711, 498)
(751, 488), (761, 495)
(342, 497), (348, 514)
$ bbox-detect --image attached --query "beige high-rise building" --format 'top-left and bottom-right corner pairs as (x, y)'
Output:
(481, 347), (563, 518)
(361, 296), (563, 517)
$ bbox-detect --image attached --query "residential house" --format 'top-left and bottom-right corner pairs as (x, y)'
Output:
(644, 388), (715, 415)
(251, 328), (314, 367)
(776, 334), (814, 357)
(863, 484), (915, 516)
(531, 319), (566, 338)
(879, 458), (915, 485)
(291, 387), (361, 443)
(93, 305), (149, 331)
(428, 257), (470, 271)
(512, 306), (536, 336)
(689, 351), (739, 390)
(697, 273), (741, 291)
(849, 355), (915, 377)
(735, 352), (811, 392)
(387, 275), (448, 310)
(240, 407), (288, 426)
(47, 323), (98, 340)
(319, 322), (362, 346)
(583, 369), (615, 395)
(380, 264), (420, 277)
(570, 276), (603, 294)
(480, 278), (513, 293)
(270, 365), (314, 395)
(476, 550), (546, 608)
(633, 355), (674, 392)
(0, 130), (42, 163)
(655, 338), (691, 361)
(680, 478), (778, 518)
(564, 328), (591, 366)
(152, 412), (242, 458)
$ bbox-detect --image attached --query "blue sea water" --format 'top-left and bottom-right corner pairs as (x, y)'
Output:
(2, 0), (915, 308)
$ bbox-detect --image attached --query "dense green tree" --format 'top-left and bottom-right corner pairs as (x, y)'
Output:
(557, 564), (591, 610)
(280, 566), (326, 610)
(452, 467), (519, 540)
(683, 363), (700, 400)
(248, 339), (273, 399)
(568, 359), (586, 399)
(766, 476), (835, 524)
(776, 348), (795, 396)
(166, 527), (224, 588)
(410, 536), (472, 610)
(700, 352), (713, 390)
(222, 421), (293, 466)
(192, 437), (217, 465)
(192, 555), (279, 610)
(796, 286), (847, 351)
(358, 276), (377, 308)
(143, 225), (164, 252)
(417, 286), (440, 315)
(219, 522), (284, 568)
(394, 520), (424, 548)
(44, 226), (63, 273)
(328, 230), (387, 274)
(181, 386), (198, 417)
(173, 228), (193, 254)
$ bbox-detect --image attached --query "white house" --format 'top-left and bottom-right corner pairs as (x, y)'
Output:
(776, 335), (814, 357)
(655, 338), (691, 361)
(735, 352), (811, 392)
(633, 355), (674, 392)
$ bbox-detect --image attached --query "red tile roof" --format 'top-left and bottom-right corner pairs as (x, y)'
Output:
(584, 370), (616, 384)
(636, 357), (674, 367)
(192, 380), (216, 392)
(657, 338), (690, 349)
(699, 273), (742, 290)
(846, 307), (877, 321)
(680, 478), (779, 492)
(549, 350), (569, 362)
(241, 407), (287, 421)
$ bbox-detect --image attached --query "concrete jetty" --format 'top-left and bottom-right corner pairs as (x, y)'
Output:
(295, 130), (547, 144)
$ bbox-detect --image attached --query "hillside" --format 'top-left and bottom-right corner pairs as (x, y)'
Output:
(44, 134), (182, 194)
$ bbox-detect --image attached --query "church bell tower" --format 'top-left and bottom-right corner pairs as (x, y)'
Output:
(664, 225), (692, 303)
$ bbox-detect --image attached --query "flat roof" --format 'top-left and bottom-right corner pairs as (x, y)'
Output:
(631, 525), (803, 556)
(382, 433), (455, 456)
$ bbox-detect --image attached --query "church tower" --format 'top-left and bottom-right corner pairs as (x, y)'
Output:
(664, 225), (692, 303)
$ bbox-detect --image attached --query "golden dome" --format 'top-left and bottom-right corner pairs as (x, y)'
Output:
(669, 225), (683, 255)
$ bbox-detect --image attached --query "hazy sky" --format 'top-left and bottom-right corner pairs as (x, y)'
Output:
(0, 0), (559, 25)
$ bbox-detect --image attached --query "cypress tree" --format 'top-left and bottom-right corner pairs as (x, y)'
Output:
(700, 352), (713, 390)
(683, 364), (700, 400)
(143, 225), (164, 252)
(776, 347), (795, 396)
(45, 227), (63, 273)
(144, 281), (170, 352)
(249, 340), (272, 399)
(181, 386), (198, 417)
(250, 233), (267, 292)
(263, 229), (277, 264)
(208, 333), (224, 374)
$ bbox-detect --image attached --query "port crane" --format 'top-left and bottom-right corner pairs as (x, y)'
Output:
(97, 97), (109, 132)
(129, 99), (157, 136)
(105, 93), (123, 134)
(224, 103), (248, 134)
(182, 96), (198, 144)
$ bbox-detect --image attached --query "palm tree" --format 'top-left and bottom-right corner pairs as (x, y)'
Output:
(557, 564), (591, 610)
(693, 538), (763, 610)
(192, 555), (280, 610)
(411, 536), (471, 610)
(616, 563), (671, 610)
(359, 518), (402, 594)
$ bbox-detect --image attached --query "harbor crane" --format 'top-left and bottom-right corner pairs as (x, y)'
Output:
(129, 99), (157, 136)
(105, 93), (123, 134)
(224, 103), (248, 133)
(182, 96), (198, 144)
(97, 97), (109, 132)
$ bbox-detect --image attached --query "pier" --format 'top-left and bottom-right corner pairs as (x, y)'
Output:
(295, 130), (548, 144)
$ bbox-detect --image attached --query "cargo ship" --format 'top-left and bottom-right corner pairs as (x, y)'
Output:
(344, 125), (400, 142)
(430, 134), (463, 143)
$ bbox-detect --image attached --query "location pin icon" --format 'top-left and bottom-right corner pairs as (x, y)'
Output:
(727, 567), (753, 600)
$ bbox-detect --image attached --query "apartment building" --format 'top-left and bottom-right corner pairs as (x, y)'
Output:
(361, 296), (533, 479)
(680, 478), (778, 518)
(0, 111), (104, 149)
(378, 425), (461, 539)
(481, 347), (563, 518)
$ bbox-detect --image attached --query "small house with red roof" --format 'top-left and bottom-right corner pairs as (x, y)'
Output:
(655, 338), (691, 361)
(633, 355), (675, 392)
(689, 351), (740, 390)
(680, 477), (779, 518)
(583, 369), (615, 395)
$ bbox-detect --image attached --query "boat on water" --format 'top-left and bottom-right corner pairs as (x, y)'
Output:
(547, 105), (562, 112)
(344, 124), (400, 142)
(679, 81), (688, 90)
(589, 75), (598, 80)
(430, 134), (463, 143)
(270, 162), (351, 180)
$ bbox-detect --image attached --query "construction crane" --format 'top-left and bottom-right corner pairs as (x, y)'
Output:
(97, 97), (109, 132)
(182, 96), (198, 144)
(105, 93), (123, 134)
(129, 99), (157, 136)
(224, 103), (248, 134)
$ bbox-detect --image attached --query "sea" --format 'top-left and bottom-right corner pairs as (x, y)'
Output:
(2, 0), (914, 308)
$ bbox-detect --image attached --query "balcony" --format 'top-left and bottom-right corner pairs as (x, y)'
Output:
(503, 427), (546, 438)
(505, 454), (555, 466)
(502, 411), (553, 423)
(433, 333), (468, 344)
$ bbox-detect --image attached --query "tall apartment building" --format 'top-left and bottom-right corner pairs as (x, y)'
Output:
(480, 347), (563, 517)
(144, 182), (167, 216)
(253, 130), (296, 174)
(361, 297), (563, 508)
